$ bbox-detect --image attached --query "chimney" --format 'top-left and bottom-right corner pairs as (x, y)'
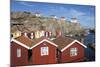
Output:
(56, 28), (62, 38)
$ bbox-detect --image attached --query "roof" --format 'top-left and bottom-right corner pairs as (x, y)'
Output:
(11, 36), (86, 51)
(15, 35), (34, 47)
(53, 36), (87, 52)
(11, 35), (34, 49)
(30, 36), (58, 49)
(53, 36), (74, 50)
(11, 36), (58, 49)
(65, 36), (82, 42)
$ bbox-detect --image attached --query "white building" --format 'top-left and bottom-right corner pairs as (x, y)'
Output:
(60, 17), (66, 21)
(71, 17), (78, 23)
(35, 12), (41, 17)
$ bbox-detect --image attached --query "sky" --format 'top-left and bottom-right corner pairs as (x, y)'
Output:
(11, 1), (95, 28)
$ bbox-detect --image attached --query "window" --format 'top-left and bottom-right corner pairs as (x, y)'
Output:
(41, 47), (49, 56)
(70, 48), (78, 56)
(17, 48), (21, 57)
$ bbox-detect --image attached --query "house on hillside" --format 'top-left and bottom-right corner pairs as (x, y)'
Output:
(34, 12), (41, 17)
(34, 30), (52, 39)
(22, 31), (35, 39)
(60, 16), (66, 21)
(53, 36), (87, 63)
(21, 30), (52, 39)
(56, 27), (62, 38)
(11, 30), (22, 38)
(50, 15), (57, 19)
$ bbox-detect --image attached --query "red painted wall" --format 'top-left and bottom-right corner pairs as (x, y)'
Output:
(32, 41), (57, 64)
(10, 42), (28, 66)
(60, 42), (84, 63)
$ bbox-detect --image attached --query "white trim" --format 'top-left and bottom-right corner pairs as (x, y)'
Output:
(11, 38), (30, 49)
(30, 39), (58, 49)
(61, 40), (87, 52)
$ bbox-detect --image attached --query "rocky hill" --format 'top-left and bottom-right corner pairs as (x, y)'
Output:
(11, 11), (84, 36)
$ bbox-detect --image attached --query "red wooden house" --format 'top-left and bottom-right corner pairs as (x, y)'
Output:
(53, 36), (87, 63)
(30, 37), (58, 65)
(10, 35), (34, 66)
(11, 34), (87, 66)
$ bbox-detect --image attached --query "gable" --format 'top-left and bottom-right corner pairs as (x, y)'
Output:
(30, 39), (58, 49)
(11, 38), (30, 49)
(61, 40), (87, 52)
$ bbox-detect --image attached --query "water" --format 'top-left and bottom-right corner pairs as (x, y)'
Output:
(84, 32), (95, 61)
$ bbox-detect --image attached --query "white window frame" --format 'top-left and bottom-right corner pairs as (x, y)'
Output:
(17, 48), (21, 58)
(41, 47), (49, 56)
(70, 48), (78, 57)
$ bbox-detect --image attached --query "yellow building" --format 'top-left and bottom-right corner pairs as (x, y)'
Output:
(11, 30), (22, 38)
(35, 31), (40, 39)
